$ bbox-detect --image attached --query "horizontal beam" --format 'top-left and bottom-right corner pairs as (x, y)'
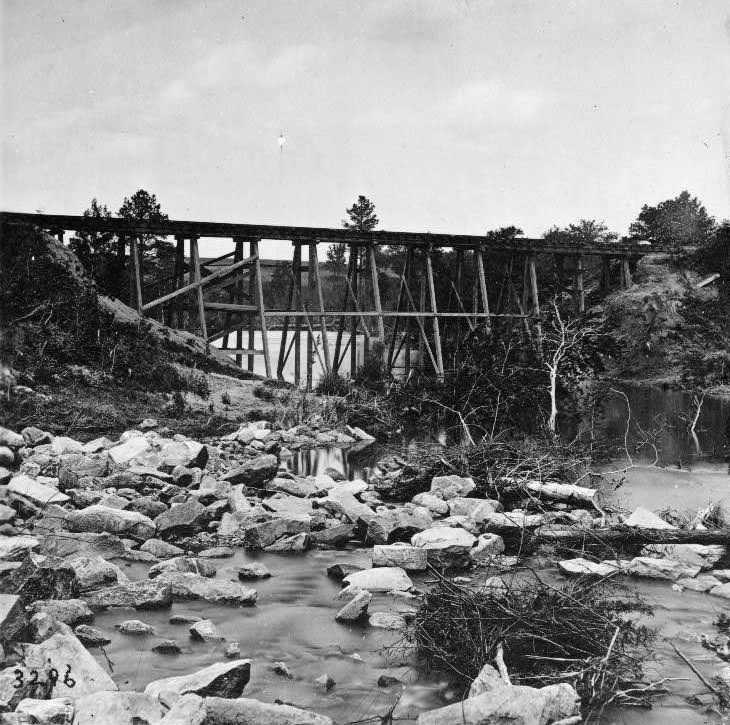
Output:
(204, 302), (258, 312)
(262, 311), (529, 318)
(141, 255), (256, 311)
(0, 211), (675, 255)
(219, 348), (265, 355)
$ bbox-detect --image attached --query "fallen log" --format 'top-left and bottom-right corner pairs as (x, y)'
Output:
(531, 526), (730, 547)
(523, 480), (599, 505)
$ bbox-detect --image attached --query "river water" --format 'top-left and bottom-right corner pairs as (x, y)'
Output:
(90, 384), (730, 723)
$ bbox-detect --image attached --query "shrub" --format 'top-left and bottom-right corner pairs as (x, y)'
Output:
(315, 371), (351, 397)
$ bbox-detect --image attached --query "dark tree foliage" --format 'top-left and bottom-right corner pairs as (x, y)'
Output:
(484, 225), (523, 244)
(118, 188), (170, 260)
(342, 195), (379, 232)
(325, 242), (348, 273)
(628, 190), (715, 247)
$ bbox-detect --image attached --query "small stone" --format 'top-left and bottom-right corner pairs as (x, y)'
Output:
(315, 673), (335, 691)
(116, 619), (155, 635)
(326, 563), (363, 582)
(189, 619), (224, 641)
(198, 546), (234, 558)
(169, 614), (201, 625)
(272, 661), (293, 678)
(153, 639), (182, 654)
(238, 562), (271, 580)
(335, 590), (372, 622)
(74, 624), (111, 646)
(224, 642), (241, 659)
(369, 611), (406, 630)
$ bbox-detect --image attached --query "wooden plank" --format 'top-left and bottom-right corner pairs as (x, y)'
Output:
(622, 254), (632, 289)
(403, 247), (415, 376)
(261, 311), (528, 318)
(190, 236), (207, 339)
(575, 254), (585, 313)
(220, 348), (265, 355)
(528, 252), (542, 356)
(425, 246), (444, 380)
(276, 249), (295, 380)
(333, 245), (356, 374)
(476, 246), (490, 331)
(309, 242), (331, 374)
(251, 239), (272, 378)
(141, 255), (256, 311)
(697, 272), (720, 288)
(350, 246), (360, 377)
(204, 302), (258, 311)
(246, 238), (256, 373)
(293, 244), (302, 386)
(130, 236), (143, 312)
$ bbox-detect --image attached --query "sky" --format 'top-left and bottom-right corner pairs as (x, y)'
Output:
(2, 0), (730, 258)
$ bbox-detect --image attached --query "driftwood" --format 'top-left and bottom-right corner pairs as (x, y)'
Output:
(523, 480), (599, 505)
(532, 526), (730, 547)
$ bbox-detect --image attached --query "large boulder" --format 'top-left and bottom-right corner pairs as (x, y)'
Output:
(64, 505), (156, 540)
(156, 572), (257, 605)
(319, 486), (375, 525)
(372, 544), (427, 571)
(57, 453), (109, 489)
(157, 439), (208, 469)
(0, 553), (79, 602)
(412, 492), (449, 516)
(0, 535), (39, 561)
(149, 556), (216, 579)
(19, 632), (118, 697)
(342, 567), (412, 592)
(411, 527), (476, 568)
(470, 534), (506, 565)
(222, 455), (279, 486)
(417, 682), (580, 724)
(140, 539), (184, 559)
(15, 698), (75, 724)
(558, 558), (621, 577)
(627, 556), (700, 581)
(85, 579), (172, 609)
(40, 531), (127, 560)
(155, 501), (209, 537)
(72, 691), (166, 725)
(144, 659), (251, 705)
(67, 555), (129, 591)
(335, 590), (372, 622)
(366, 507), (433, 545)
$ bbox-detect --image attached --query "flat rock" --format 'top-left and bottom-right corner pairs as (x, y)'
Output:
(116, 619), (155, 634)
(470, 534), (506, 564)
(29, 599), (94, 627)
(641, 543), (724, 570)
(15, 698), (74, 723)
(140, 539), (184, 559)
(85, 579), (172, 609)
(372, 544), (428, 571)
(244, 515), (310, 549)
(108, 437), (152, 466)
(623, 507), (675, 529)
(0, 535), (39, 561)
(677, 575), (721, 592)
(342, 567), (412, 592)
(238, 562), (271, 580)
(72, 691), (166, 725)
(0, 593), (27, 646)
(627, 556), (700, 581)
(64, 505), (156, 540)
(74, 624), (111, 645)
(157, 572), (257, 605)
(369, 611), (406, 629)
(149, 556), (217, 579)
(558, 558), (621, 577)
(67, 555), (129, 591)
(204, 696), (333, 725)
(8, 474), (69, 506)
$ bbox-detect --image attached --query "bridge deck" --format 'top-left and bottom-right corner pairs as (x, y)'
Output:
(0, 211), (673, 256)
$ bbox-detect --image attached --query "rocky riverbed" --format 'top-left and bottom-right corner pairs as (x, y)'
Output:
(0, 418), (729, 724)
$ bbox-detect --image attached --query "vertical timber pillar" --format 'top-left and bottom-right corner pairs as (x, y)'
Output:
(528, 252), (542, 356)
(621, 254), (632, 289)
(350, 246), (360, 377)
(129, 235), (143, 313)
(425, 245), (444, 381)
(368, 243), (385, 363)
(190, 236), (207, 339)
(574, 254), (585, 314)
(251, 239), (272, 378)
(293, 243), (302, 386)
(310, 241), (331, 375)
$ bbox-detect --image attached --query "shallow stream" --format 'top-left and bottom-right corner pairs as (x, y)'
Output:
(92, 384), (730, 723)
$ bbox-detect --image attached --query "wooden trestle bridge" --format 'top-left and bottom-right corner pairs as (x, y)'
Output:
(1, 212), (673, 387)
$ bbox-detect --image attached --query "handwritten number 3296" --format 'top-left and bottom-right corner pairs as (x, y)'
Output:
(13, 665), (75, 689)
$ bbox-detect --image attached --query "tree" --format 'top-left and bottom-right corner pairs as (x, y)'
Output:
(628, 191), (715, 247)
(565, 219), (617, 245)
(326, 242), (348, 274)
(342, 195), (378, 232)
(485, 226), (523, 244)
(118, 189), (169, 262)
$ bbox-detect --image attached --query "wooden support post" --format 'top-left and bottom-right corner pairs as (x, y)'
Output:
(277, 243), (295, 380)
(333, 244), (355, 374)
(129, 236), (143, 313)
(574, 254), (585, 314)
(309, 241), (331, 375)
(293, 244), (302, 386)
(350, 246), (360, 377)
(251, 239), (272, 378)
(621, 254), (632, 289)
(190, 236), (207, 339)
(369, 244), (386, 363)
(172, 235), (185, 329)
(425, 245), (444, 380)
(230, 237), (244, 366)
(306, 244), (314, 390)
(418, 277), (426, 370)
(403, 247), (415, 376)
(476, 245), (491, 331)
(246, 238), (256, 373)
(453, 249), (464, 366)
(528, 252), (542, 356)
(387, 251), (410, 371)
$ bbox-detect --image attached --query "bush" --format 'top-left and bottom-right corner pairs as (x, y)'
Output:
(405, 573), (655, 715)
(315, 371), (351, 396)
